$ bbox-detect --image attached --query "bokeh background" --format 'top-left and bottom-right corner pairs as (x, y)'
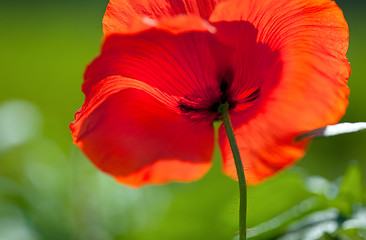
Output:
(0, 0), (365, 239)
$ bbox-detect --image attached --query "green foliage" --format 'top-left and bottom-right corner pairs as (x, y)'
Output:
(332, 162), (363, 217)
(245, 163), (366, 240)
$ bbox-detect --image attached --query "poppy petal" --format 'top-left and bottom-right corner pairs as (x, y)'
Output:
(103, 0), (225, 35)
(83, 28), (231, 106)
(212, 21), (282, 119)
(71, 78), (214, 187)
(215, 0), (350, 183)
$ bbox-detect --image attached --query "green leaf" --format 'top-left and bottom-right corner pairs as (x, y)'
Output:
(245, 170), (332, 239)
(316, 232), (338, 240)
(277, 208), (341, 240)
(246, 197), (325, 239)
(337, 228), (366, 240)
(246, 169), (314, 228)
(332, 162), (363, 217)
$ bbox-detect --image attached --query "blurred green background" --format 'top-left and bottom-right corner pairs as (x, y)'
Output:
(0, 0), (365, 239)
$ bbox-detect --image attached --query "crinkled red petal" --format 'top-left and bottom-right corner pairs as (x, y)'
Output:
(73, 22), (231, 186)
(83, 25), (231, 109)
(213, 0), (350, 183)
(103, 0), (226, 35)
(71, 82), (214, 187)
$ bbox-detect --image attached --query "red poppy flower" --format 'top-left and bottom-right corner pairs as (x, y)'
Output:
(70, 0), (350, 187)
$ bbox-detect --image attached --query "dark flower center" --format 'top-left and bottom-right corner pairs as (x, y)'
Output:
(208, 78), (237, 113)
(177, 75), (261, 121)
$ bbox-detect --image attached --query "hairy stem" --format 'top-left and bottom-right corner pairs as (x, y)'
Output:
(218, 103), (247, 240)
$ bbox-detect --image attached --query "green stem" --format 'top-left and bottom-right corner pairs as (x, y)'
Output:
(218, 103), (247, 240)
